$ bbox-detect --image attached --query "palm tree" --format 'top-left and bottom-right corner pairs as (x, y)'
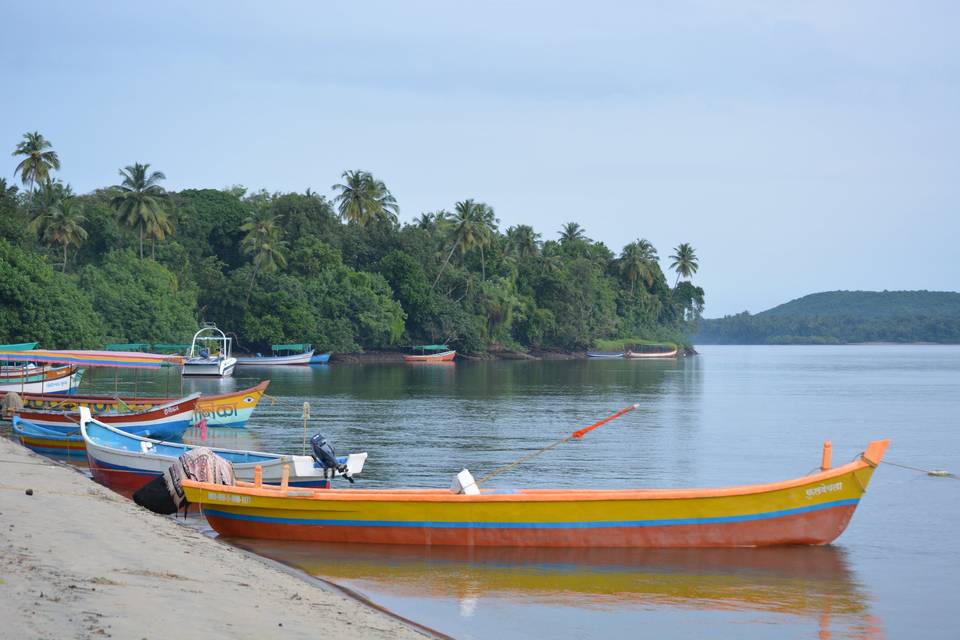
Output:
(558, 222), (587, 243)
(432, 199), (498, 288)
(144, 208), (174, 259)
(506, 224), (541, 259)
(669, 243), (699, 286)
(331, 170), (399, 226)
(28, 199), (88, 271)
(111, 163), (168, 259)
(0, 178), (18, 199)
(619, 239), (659, 293)
(240, 208), (287, 302)
(12, 131), (60, 195)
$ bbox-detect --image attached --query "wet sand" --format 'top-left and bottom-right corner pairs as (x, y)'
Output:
(0, 437), (430, 639)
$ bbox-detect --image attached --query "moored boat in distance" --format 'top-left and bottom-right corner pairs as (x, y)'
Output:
(183, 439), (889, 548)
(236, 343), (315, 366)
(625, 343), (679, 359)
(403, 344), (457, 363)
(81, 411), (367, 497)
(0, 364), (84, 394)
(14, 392), (201, 440)
(182, 324), (237, 377)
(587, 351), (625, 359)
(310, 352), (332, 364)
(7, 380), (270, 428)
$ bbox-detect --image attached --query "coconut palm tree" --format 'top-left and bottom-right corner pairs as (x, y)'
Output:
(28, 199), (88, 272)
(144, 208), (174, 259)
(0, 178), (18, 199)
(669, 242), (699, 286)
(111, 163), (168, 259)
(506, 224), (541, 259)
(431, 199), (498, 288)
(12, 131), (60, 195)
(331, 170), (398, 226)
(558, 222), (587, 243)
(619, 239), (659, 294)
(240, 208), (287, 302)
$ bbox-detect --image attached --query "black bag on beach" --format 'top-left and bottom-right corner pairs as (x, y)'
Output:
(133, 474), (178, 515)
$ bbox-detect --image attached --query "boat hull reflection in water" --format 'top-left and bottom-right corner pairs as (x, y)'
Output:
(233, 540), (882, 637)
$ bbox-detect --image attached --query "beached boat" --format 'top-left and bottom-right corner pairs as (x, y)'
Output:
(182, 325), (237, 377)
(403, 344), (457, 362)
(7, 381), (270, 428)
(310, 352), (332, 364)
(236, 343), (315, 366)
(0, 364), (84, 394)
(81, 413), (367, 497)
(625, 344), (678, 359)
(587, 352), (625, 359)
(182, 439), (888, 547)
(11, 416), (85, 458)
(14, 393), (200, 440)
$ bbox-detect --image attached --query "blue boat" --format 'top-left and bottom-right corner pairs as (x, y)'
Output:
(11, 416), (85, 458)
(310, 352), (332, 364)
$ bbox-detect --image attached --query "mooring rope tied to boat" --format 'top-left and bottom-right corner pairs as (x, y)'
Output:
(880, 459), (958, 480)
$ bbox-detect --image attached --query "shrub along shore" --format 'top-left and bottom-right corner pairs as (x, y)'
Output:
(2, 132), (704, 355)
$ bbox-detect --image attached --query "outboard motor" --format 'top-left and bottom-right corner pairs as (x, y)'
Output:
(310, 433), (354, 483)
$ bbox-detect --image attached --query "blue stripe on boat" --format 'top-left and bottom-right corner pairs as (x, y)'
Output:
(203, 498), (860, 529)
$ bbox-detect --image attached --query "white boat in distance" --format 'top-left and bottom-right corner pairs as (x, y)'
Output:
(235, 343), (315, 366)
(182, 324), (237, 377)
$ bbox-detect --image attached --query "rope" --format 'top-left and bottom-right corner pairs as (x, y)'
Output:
(881, 459), (958, 480)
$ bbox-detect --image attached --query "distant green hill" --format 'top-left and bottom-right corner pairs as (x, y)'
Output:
(695, 290), (960, 344)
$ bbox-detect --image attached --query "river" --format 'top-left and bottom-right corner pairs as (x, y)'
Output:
(78, 345), (959, 639)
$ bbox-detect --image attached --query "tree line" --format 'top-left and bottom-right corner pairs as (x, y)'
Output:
(2, 131), (705, 353)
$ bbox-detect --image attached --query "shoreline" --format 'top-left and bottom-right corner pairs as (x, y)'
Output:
(0, 436), (434, 640)
(332, 346), (697, 364)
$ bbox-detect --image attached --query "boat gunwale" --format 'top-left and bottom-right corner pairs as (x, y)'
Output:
(182, 440), (889, 504)
(15, 391), (201, 422)
(7, 380), (269, 405)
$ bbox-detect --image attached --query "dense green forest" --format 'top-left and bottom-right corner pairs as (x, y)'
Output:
(1, 132), (704, 354)
(695, 291), (960, 344)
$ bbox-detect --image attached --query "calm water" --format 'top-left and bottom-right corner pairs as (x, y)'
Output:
(77, 346), (959, 639)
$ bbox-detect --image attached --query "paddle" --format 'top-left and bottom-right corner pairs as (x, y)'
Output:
(472, 403), (639, 488)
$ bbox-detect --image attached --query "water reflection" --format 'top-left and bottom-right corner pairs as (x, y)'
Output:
(234, 540), (881, 636)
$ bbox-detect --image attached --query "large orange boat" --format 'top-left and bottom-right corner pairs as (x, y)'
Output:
(182, 439), (888, 548)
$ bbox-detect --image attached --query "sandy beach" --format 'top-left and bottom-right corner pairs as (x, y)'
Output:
(0, 436), (430, 640)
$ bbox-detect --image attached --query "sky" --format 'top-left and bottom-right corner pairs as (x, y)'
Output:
(2, 1), (958, 317)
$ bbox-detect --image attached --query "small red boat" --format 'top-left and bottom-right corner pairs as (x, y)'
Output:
(403, 344), (457, 362)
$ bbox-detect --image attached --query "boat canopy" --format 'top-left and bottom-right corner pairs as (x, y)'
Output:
(271, 343), (311, 352)
(0, 342), (39, 351)
(152, 343), (192, 354)
(0, 349), (185, 369)
(105, 343), (151, 351)
(411, 344), (450, 351)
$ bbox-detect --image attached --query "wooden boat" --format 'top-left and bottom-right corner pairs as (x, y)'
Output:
(14, 393), (200, 440)
(587, 351), (624, 359)
(182, 439), (889, 548)
(182, 325), (237, 377)
(0, 364), (83, 394)
(80, 412), (367, 497)
(403, 344), (457, 362)
(12, 416), (85, 458)
(236, 343), (315, 366)
(7, 381), (270, 428)
(625, 344), (678, 359)
(310, 352), (332, 364)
